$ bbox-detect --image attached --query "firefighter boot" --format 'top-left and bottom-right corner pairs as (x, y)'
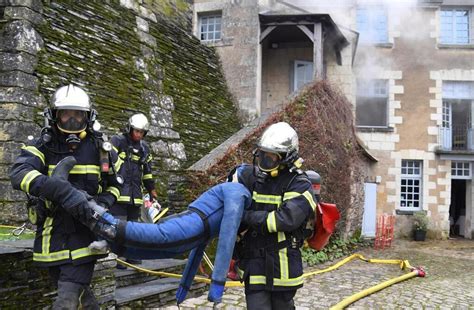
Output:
(52, 281), (82, 310)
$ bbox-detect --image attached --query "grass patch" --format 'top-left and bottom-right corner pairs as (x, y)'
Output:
(301, 236), (370, 267)
(0, 226), (35, 241)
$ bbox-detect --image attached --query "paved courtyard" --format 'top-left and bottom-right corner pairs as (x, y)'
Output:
(162, 238), (474, 309)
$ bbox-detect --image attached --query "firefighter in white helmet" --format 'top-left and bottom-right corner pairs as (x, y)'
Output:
(110, 113), (159, 267)
(10, 84), (121, 309)
(228, 122), (316, 310)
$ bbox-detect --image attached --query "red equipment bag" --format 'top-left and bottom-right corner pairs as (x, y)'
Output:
(307, 202), (340, 250)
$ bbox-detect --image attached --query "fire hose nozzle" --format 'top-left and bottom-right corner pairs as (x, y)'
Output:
(411, 266), (426, 277)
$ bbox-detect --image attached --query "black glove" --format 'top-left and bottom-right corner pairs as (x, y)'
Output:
(95, 192), (115, 209)
(41, 177), (119, 240)
(41, 177), (88, 213)
(242, 210), (268, 233)
(41, 177), (95, 226)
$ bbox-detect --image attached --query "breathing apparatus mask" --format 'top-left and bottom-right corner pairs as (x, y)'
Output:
(42, 84), (96, 150)
(253, 122), (302, 179)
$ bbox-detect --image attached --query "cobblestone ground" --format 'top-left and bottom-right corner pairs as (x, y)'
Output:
(161, 239), (474, 309)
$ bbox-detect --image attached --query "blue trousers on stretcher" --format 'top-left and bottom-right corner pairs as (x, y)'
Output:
(96, 182), (251, 304)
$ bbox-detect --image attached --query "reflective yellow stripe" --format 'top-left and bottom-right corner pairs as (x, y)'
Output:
(143, 174), (153, 180)
(266, 211), (277, 233)
(117, 196), (143, 205)
(20, 170), (42, 193)
(106, 186), (120, 199)
(33, 250), (70, 262)
(131, 154), (140, 161)
(278, 231), (288, 279)
(248, 275), (304, 286)
(115, 156), (124, 172)
(118, 196), (130, 203)
(118, 151), (127, 159)
(48, 164), (100, 176)
(41, 217), (53, 257)
(146, 154), (152, 162)
(97, 184), (103, 194)
(252, 192), (281, 205)
(302, 191), (317, 211)
(71, 247), (106, 260)
(283, 191), (317, 211)
(283, 192), (301, 201)
(22, 145), (45, 165)
(112, 146), (119, 153)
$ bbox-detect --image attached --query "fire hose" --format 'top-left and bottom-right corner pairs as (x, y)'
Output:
(117, 252), (426, 307)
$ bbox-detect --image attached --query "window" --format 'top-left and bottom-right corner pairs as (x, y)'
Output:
(356, 7), (388, 43)
(400, 160), (422, 210)
(440, 7), (471, 44)
(452, 161), (471, 179)
(356, 79), (388, 127)
(441, 81), (474, 150)
(293, 61), (313, 92)
(199, 13), (222, 42)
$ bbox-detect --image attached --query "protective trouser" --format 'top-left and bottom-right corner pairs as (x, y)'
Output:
(49, 261), (98, 310)
(52, 281), (99, 310)
(245, 289), (296, 310)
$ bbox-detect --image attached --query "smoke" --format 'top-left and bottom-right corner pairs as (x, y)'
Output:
(258, 0), (438, 93)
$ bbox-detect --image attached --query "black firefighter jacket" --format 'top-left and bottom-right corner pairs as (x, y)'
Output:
(111, 134), (155, 206)
(9, 133), (121, 267)
(230, 164), (317, 291)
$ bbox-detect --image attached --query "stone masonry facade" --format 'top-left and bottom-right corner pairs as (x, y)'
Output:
(0, 0), (241, 223)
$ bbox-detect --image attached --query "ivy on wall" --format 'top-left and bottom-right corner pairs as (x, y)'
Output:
(186, 81), (367, 235)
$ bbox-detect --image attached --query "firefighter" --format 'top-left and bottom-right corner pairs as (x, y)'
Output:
(110, 113), (158, 267)
(229, 122), (317, 310)
(9, 84), (121, 309)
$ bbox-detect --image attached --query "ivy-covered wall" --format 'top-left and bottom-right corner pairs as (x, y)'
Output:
(0, 0), (241, 224)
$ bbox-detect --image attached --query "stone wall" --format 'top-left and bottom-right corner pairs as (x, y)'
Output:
(0, 0), (241, 223)
(0, 240), (116, 309)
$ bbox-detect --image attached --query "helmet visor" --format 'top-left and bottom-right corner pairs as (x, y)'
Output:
(57, 109), (87, 133)
(257, 150), (281, 172)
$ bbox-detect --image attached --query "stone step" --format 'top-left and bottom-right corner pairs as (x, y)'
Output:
(114, 258), (187, 288)
(115, 277), (208, 309)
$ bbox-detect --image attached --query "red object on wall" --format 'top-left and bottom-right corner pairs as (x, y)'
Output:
(374, 214), (395, 249)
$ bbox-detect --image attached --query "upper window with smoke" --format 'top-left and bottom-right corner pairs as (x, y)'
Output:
(356, 79), (389, 128)
(440, 7), (471, 45)
(356, 7), (388, 44)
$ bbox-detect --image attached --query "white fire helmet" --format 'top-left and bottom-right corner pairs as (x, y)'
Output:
(256, 122), (299, 171)
(50, 84), (91, 133)
(128, 113), (150, 133)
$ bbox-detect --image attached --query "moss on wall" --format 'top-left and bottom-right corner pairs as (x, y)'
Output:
(186, 81), (367, 237)
(149, 19), (241, 165)
(32, 0), (240, 206)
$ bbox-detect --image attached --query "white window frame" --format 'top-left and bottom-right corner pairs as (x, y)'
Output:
(293, 60), (313, 92)
(451, 161), (472, 179)
(439, 7), (472, 44)
(356, 7), (388, 44)
(400, 160), (423, 211)
(198, 12), (222, 43)
(356, 79), (389, 128)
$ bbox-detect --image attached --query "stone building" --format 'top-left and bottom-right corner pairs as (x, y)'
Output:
(192, 0), (474, 239)
(0, 0), (241, 224)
